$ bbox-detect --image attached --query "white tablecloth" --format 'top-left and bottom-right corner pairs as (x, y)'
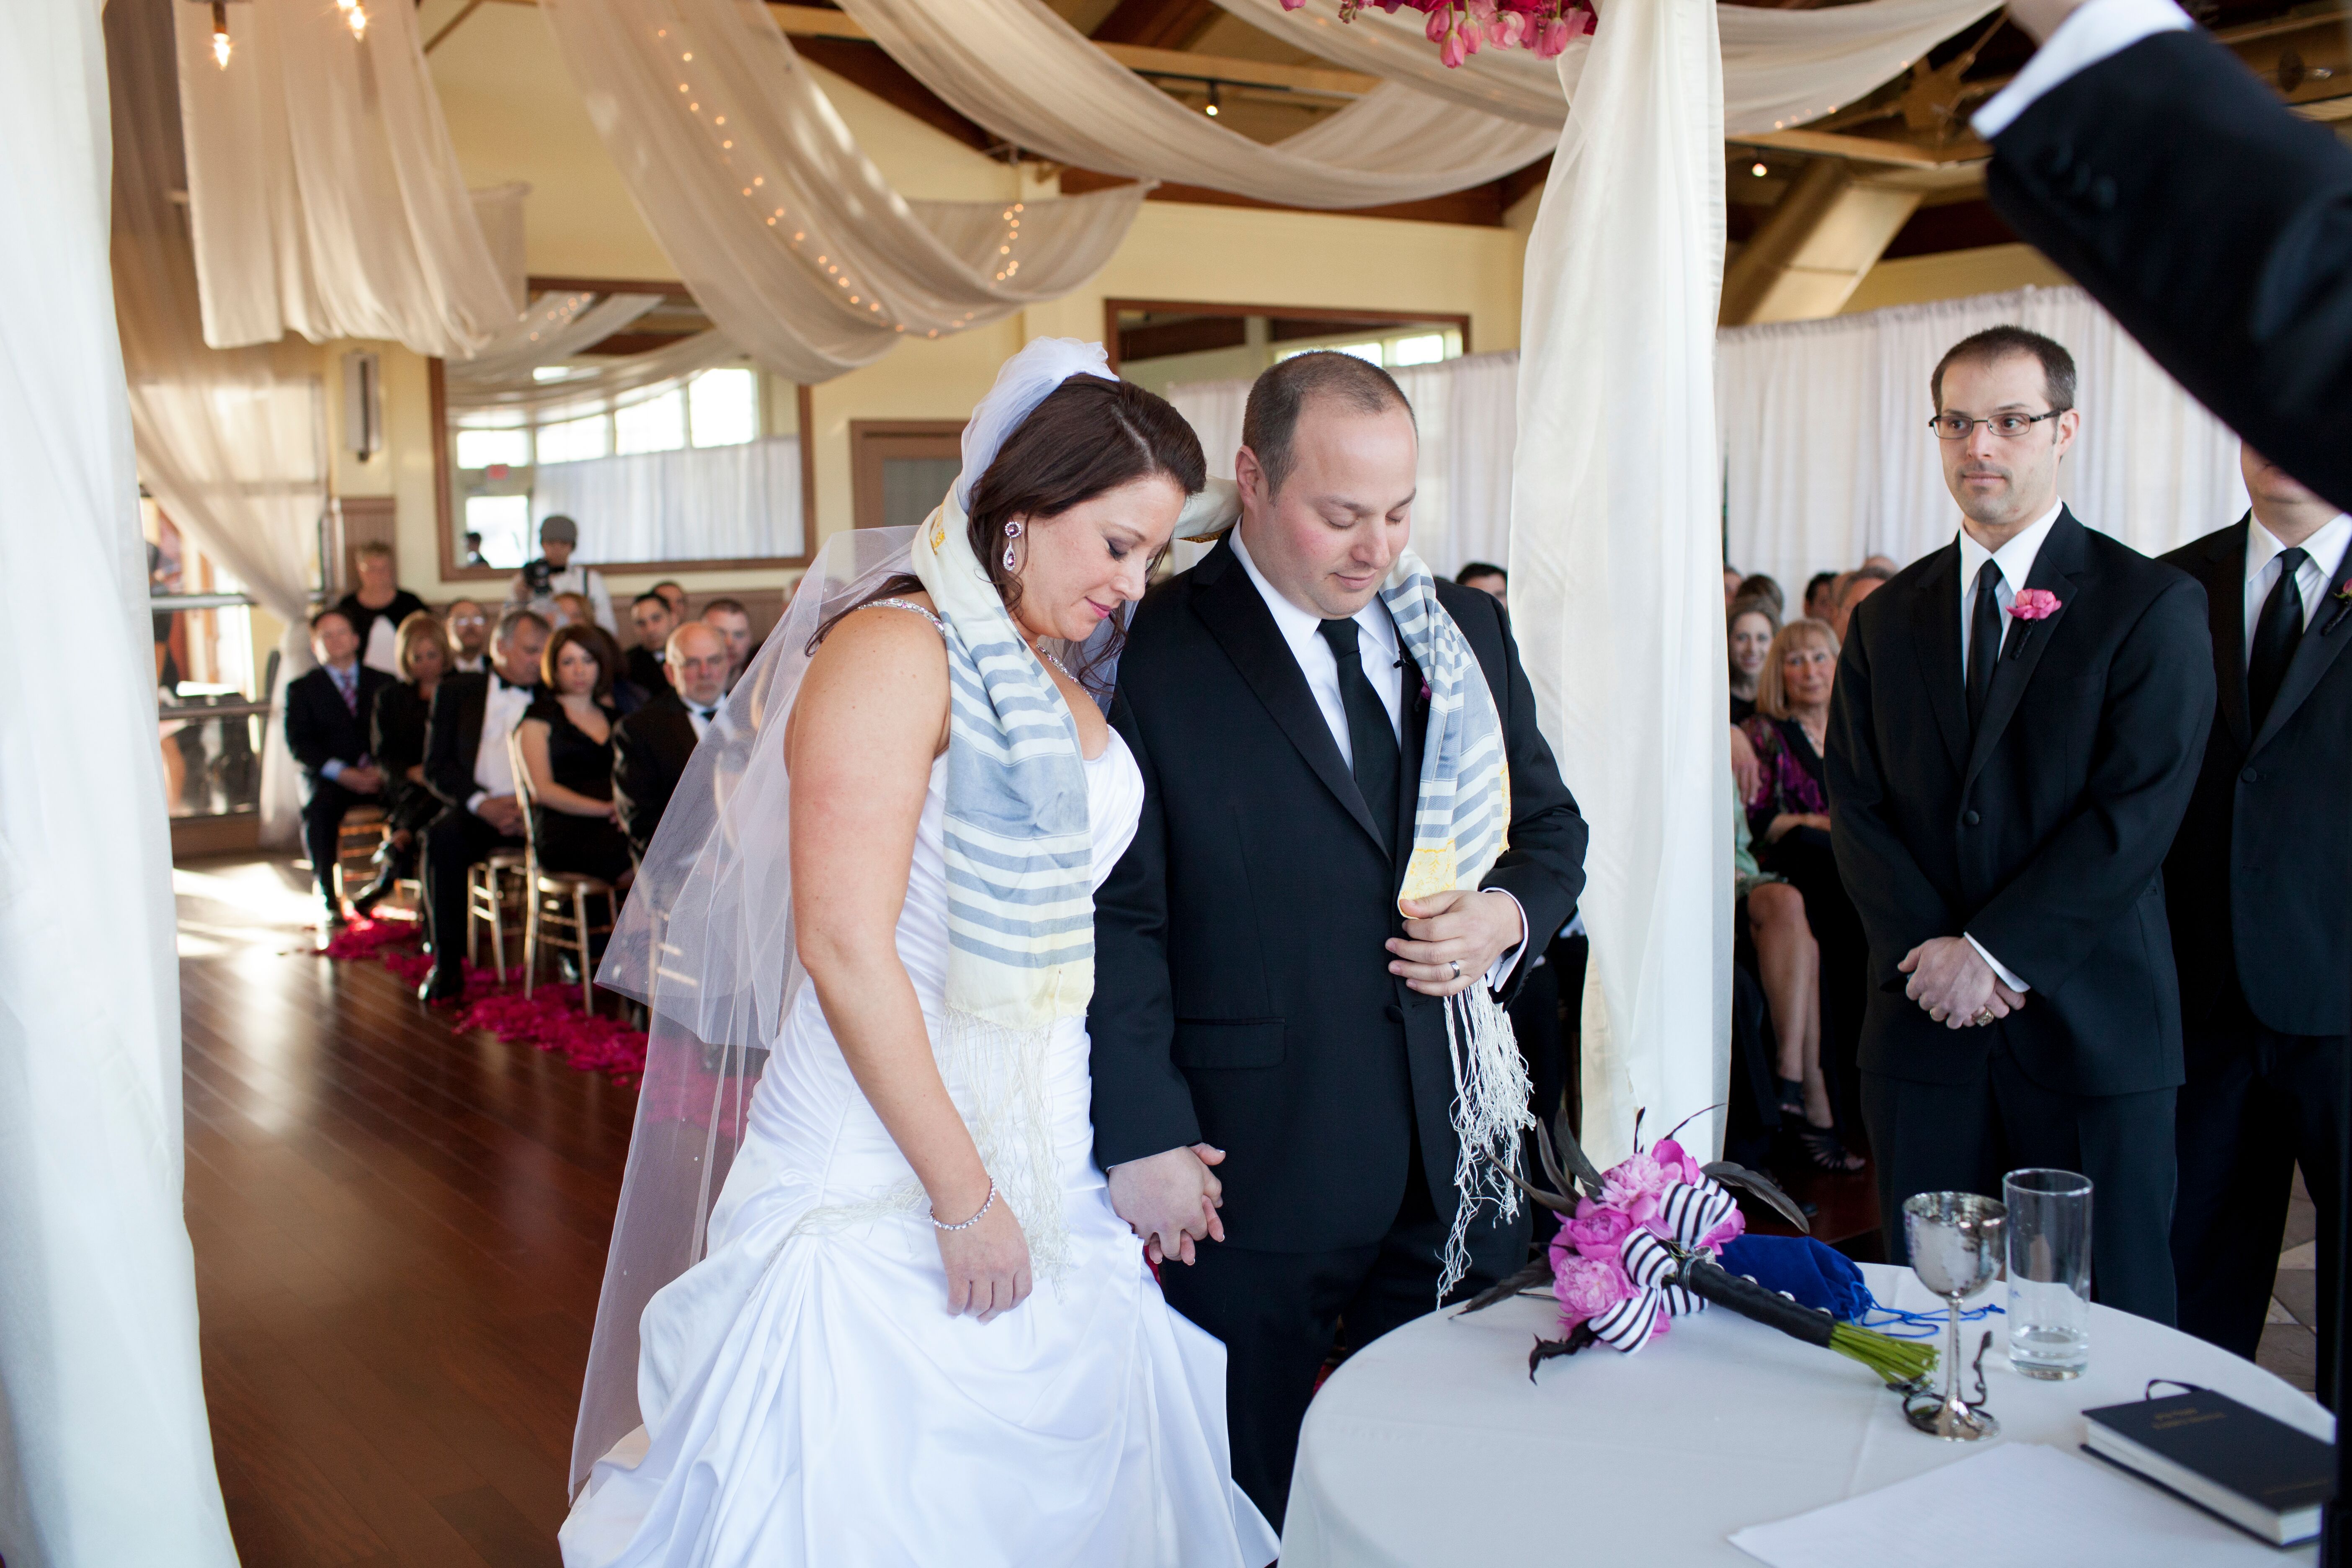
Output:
(1283, 1262), (2332, 1566)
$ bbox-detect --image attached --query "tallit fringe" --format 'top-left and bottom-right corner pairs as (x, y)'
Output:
(1437, 984), (1536, 1303)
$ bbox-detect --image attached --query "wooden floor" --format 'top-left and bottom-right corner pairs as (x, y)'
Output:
(177, 854), (633, 1568)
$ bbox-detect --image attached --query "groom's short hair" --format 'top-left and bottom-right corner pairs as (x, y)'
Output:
(1242, 351), (1413, 496)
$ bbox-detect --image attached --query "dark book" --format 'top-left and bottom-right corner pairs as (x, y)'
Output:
(2082, 1389), (2334, 1547)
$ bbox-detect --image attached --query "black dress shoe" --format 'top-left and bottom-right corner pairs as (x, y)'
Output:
(416, 968), (465, 1004)
(348, 867), (397, 917)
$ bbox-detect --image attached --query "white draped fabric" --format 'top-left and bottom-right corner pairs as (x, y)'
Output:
(449, 290), (667, 384)
(1509, 0), (1730, 1169)
(120, 0), (329, 850)
(536, 0), (1145, 383)
(1718, 284), (2249, 594)
(171, 0), (520, 356)
(530, 436), (805, 562)
(833, 0), (1558, 206)
(1212, 0), (2001, 137)
(447, 328), (744, 425)
(0, 4), (237, 1565)
(1168, 350), (1521, 578)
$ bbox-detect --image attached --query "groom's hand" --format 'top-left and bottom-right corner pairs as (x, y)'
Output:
(1390, 890), (1524, 997)
(1108, 1144), (1225, 1266)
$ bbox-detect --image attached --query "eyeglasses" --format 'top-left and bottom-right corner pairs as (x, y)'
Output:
(1929, 409), (2063, 441)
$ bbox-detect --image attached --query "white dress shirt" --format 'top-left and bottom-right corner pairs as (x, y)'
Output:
(2244, 512), (2352, 664)
(1229, 526), (1527, 985)
(466, 673), (536, 814)
(1972, 0), (2192, 140)
(1952, 501), (2068, 995)
(452, 652), (486, 675)
(685, 701), (716, 742)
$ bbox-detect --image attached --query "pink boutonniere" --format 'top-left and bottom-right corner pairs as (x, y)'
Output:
(2010, 588), (2063, 621)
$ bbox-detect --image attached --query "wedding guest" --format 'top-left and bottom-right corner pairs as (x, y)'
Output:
(701, 597), (755, 690)
(332, 540), (427, 676)
(1803, 572), (1841, 621)
(649, 580), (688, 619)
(2165, 444), (2352, 1398)
(552, 591), (593, 630)
(417, 608), (549, 1001)
(511, 513), (617, 632)
(1735, 794), (1808, 1172)
(1740, 619), (1864, 1172)
(284, 608), (391, 930)
(1723, 564), (1744, 607)
(1861, 554), (1898, 575)
(1827, 325), (2212, 1322)
(351, 611), (447, 916)
(1455, 562), (1508, 608)
(613, 621), (730, 863)
(1728, 596), (1779, 724)
(1828, 564), (1890, 639)
(625, 590), (676, 693)
(518, 626), (634, 887)
(1736, 573), (1785, 617)
(464, 530), (489, 567)
(445, 598), (490, 673)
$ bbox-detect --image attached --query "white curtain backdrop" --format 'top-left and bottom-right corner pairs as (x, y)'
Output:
(449, 289), (666, 383)
(120, 0), (329, 850)
(1169, 349), (1522, 578)
(0, 3), (239, 1564)
(537, 0), (1146, 383)
(1718, 284), (2249, 593)
(1511, 0), (1730, 1170)
(1211, 0), (1999, 136)
(834, 0), (1558, 205)
(531, 436), (805, 562)
(172, 0), (520, 356)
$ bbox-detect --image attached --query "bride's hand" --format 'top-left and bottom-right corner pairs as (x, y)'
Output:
(934, 1188), (1032, 1324)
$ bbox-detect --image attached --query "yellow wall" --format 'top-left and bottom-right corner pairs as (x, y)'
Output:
(1841, 242), (2073, 315)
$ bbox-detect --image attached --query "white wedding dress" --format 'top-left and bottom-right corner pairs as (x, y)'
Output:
(560, 732), (1277, 1568)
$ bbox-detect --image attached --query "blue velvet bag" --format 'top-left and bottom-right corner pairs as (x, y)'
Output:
(1716, 1234), (1872, 1322)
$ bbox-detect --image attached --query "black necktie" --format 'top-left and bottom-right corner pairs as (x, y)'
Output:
(2249, 546), (2310, 728)
(1965, 560), (2006, 732)
(1317, 617), (1400, 855)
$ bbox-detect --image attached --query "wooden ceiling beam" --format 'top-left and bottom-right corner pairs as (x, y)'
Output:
(1091, 0), (1224, 49)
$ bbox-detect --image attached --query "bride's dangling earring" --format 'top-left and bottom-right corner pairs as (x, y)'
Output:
(1003, 518), (1023, 572)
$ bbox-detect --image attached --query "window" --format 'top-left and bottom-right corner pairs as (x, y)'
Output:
(1336, 343), (1384, 365)
(537, 414), (609, 466)
(1389, 333), (1447, 367)
(455, 427), (530, 469)
(615, 389), (688, 456)
(466, 495), (533, 568)
(689, 367), (759, 448)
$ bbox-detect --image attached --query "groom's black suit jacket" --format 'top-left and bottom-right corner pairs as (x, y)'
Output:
(2160, 518), (2352, 1038)
(1826, 510), (2213, 1098)
(1090, 537), (1587, 1252)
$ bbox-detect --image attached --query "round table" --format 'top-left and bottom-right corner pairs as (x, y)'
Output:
(1283, 1262), (2332, 1565)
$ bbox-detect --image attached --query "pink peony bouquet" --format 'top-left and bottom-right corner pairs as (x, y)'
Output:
(1280, 0), (1596, 67)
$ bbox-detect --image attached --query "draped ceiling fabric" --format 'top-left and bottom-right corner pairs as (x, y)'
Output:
(171, 0), (520, 356)
(536, 0), (1146, 384)
(1718, 284), (2249, 594)
(832, 0), (1558, 206)
(1511, 0), (1730, 1170)
(447, 324), (744, 426)
(1212, 0), (2002, 137)
(121, 0), (330, 849)
(0, 3), (238, 1565)
(451, 290), (668, 383)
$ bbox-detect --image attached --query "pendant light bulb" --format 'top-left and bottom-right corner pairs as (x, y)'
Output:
(1205, 82), (1221, 117)
(211, 1), (232, 67)
(347, 3), (367, 39)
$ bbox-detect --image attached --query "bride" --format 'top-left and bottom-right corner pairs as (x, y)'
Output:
(559, 339), (1277, 1567)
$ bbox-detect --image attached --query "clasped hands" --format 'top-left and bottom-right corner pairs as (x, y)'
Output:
(1387, 888), (1523, 998)
(1899, 935), (2027, 1031)
(1107, 1143), (1226, 1267)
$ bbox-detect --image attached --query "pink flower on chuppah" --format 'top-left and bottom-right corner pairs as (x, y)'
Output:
(2010, 588), (2063, 621)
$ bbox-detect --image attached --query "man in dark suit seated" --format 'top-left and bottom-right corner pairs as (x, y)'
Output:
(416, 607), (549, 1001)
(623, 591), (678, 696)
(2165, 444), (2352, 1396)
(612, 620), (730, 864)
(283, 607), (392, 933)
(1827, 326), (2213, 1323)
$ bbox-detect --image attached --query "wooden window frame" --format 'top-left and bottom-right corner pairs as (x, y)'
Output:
(1101, 298), (1473, 372)
(849, 419), (968, 532)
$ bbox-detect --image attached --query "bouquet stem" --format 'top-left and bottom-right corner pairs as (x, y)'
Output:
(1679, 1258), (1937, 1385)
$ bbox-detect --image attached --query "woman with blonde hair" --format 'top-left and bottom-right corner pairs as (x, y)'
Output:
(352, 610), (447, 915)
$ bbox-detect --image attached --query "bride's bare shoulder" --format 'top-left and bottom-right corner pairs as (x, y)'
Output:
(791, 594), (951, 757)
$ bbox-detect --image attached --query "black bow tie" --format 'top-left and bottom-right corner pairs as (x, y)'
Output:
(693, 706), (716, 721)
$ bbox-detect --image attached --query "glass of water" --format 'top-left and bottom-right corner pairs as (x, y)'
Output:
(2004, 1168), (2093, 1379)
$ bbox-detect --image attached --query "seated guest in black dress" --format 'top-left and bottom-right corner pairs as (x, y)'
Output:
(516, 624), (634, 887)
(332, 541), (428, 676)
(1727, 595), (1777, 725)
(1740, 618), (1867, 1171)
(284, 608), (392, 931)
(613, 620), (730, 864)
(352, 612), (447, 914)
(624, 590), (677, 694)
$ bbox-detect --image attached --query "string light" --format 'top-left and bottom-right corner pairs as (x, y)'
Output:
(211, 1), (232, 67)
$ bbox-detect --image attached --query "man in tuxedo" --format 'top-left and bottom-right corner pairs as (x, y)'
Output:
(1979, 0), (2352, 511)
(416, 607), (549, 1001)
(624, 591), (678, 695)
(700, 598), (755, 692)
(1827, 326), (2213, 1323)
(284, 607), (392, 931)
(2164, 446), (2352, 1395)
(1091, 353), (1588, 1527)
(612, 621), (729, 862)
(445, 598), (490, 675)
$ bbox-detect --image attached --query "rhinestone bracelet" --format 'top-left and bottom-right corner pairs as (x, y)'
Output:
(931, 1180), (998, 1232)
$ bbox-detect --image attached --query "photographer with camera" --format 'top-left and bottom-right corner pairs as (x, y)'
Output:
(509, 513), (616, 634)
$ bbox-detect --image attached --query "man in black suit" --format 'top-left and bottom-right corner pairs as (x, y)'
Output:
(623, 590), (677, 695)
(1091, 353), (1588, 1527)
(1827, 326), (2213, 1323)
(612, 620), (730, 862)
(2165, 445), (2352, 1395)
(1978, 0), (2352, 512)
(416, 607), (549, 1001)
(283, 607), (392, 931)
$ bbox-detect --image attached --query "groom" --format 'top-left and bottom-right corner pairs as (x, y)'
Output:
(1091, 352), (1588, 1527)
